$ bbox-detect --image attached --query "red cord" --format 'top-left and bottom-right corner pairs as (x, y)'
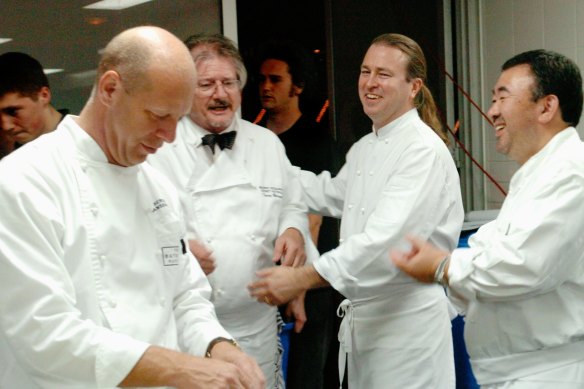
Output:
(253, 109), (266, 124)
(316, 99), (330, 123)
(446, 120), (508, 196)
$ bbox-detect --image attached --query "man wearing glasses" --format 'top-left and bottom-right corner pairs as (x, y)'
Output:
(148, 33), (310, 389)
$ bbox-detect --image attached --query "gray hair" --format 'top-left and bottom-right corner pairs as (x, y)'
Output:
(184, 33), (247, 88)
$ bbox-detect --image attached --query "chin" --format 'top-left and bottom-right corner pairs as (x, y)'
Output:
(209, 120), (232, 131)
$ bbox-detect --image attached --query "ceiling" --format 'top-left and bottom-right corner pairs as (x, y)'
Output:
(0, 0), (222, 112)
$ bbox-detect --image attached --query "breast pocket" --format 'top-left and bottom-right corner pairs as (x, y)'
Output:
(148, 205), (187, 288)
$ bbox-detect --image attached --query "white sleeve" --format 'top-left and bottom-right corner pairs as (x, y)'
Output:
(173, 246), (232, 356)
(313, 143), (461, 299)
(276, 142), (310, 238)
(448, 166), (584, 302)
(0, 163), (148, 388)
(299, 163), (347, 219)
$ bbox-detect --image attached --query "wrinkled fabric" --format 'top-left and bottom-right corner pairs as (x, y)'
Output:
(301, 109), (463, 388)
(448, 127), (584, 385)
(149, 116), (311, 388)
(0, 116), (230, 388)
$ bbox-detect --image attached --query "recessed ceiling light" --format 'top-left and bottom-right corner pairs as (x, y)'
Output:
(0, 38), (13, 45)
(83, 0), (154, 11)
(44, 69), (64, 75)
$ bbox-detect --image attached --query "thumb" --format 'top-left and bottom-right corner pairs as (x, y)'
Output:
(405, 235), (426, 251)
(294, 315), (306, 333)
(390, 249), (408, 267)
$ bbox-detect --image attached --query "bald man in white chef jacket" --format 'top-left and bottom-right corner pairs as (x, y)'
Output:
(0, 26), (264, 389)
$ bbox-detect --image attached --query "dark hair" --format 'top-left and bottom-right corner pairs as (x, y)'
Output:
(0, 52), (49, 99)
(183, 33), (247, 88)
(257, 40), (314, 90)
(502, 49), (583, 126)
(370, 33), (448, 144)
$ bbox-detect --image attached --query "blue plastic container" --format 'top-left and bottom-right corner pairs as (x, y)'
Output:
(279, 322), (294, 381)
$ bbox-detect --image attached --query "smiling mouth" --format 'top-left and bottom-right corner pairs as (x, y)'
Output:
(209, 105), (230, 112)
(365, 93), (381, 100)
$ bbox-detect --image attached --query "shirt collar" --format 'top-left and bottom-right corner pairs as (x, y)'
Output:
(373, 108), (419, 139)
(65, 115), (138, 174)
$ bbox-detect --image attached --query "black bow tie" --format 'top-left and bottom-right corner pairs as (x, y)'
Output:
(201, 131), (237, 154)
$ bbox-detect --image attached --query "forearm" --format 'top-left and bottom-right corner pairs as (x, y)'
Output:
(120, 346), (182, 387)
(299, 265), (330, 290)
(308, 213), (323, 245)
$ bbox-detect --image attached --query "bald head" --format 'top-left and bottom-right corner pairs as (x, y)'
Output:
(98, 26), (196, 94)
(80, 26), (197, 167)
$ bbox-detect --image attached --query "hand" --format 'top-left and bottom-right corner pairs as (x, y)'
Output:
(209, 342), (265, 389)
(285, 292), (307, 333)
(248, 267), (304, 305)
(189, 239), (216, 275)
(390, 236), (449, 283)
(119, 346), (251, 389)
(273, 228), (306, 267)
(171, 357), (247, 389)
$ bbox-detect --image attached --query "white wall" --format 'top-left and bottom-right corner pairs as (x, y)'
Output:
(461, 0), (584, 209)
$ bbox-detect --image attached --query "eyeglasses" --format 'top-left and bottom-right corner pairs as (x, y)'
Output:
(196, 79), (241, 94)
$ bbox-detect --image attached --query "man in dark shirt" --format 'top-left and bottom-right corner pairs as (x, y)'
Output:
(0, 52), (68, 158)
(257, 40), (342, 389)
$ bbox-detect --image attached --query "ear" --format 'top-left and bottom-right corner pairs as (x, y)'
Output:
(37, 86), (52, 105)
(538, 94), (559, 124)
(97, 70), (122, 107)
(294, 82), (304, 96)
(410, 78), (423, 99)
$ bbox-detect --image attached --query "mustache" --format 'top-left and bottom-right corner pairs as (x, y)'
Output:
(208, 99), (230, 109)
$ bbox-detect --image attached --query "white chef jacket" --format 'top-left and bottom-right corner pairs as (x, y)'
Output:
(148, 116), (308, 386)
(301, 109), (464, 388)
(448, 127), (584, 386)
(0, 116), (230, 389)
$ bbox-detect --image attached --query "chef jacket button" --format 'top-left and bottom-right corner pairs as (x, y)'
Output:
(348, 204), (353, 210)
(339, 238), (344, 244)
(368, 140), (373, 144)
(385, 139), (389, 144)
(250, 234), (256, 241)
(159, 297), (166, 306)
(206, 239), (212, 244)
(99, 255), (106, 263)
(216, 288), (224, 297)
(369, 171), (373, 176)
(360, 208), (365, 214)
(356, 170), (361, 176)
(109, 298), (117, 308)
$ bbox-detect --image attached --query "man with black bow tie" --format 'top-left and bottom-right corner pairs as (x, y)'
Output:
(148, 33), (310, 389)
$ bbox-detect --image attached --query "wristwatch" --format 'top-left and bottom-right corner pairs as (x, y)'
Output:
(205, 337), (240, 358)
